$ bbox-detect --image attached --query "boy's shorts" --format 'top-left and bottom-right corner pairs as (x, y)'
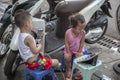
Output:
(44, 58), (52, 70)
(26, 57), (52, 70)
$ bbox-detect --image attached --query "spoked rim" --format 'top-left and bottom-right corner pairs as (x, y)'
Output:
(85, 10), (107, 42)
(0, 24), (12, 57)
(86, 25), (106, 42)
(116, 5), (120, 34)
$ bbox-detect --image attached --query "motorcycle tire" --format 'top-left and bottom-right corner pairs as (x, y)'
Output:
(0, 22), (10, 39)
(85, 11), (108, 44)
(113, 62), (120, 75)
(0, 22), (11, 58)
(116, 4), (120, 34)
(4, 50), (20, 79)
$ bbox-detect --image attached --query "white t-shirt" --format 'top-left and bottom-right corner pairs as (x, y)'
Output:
(18, 33), (35, 62)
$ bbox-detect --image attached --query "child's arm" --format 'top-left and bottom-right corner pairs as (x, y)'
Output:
(76, 30), (86, 57)
(65, 31), (71, 54)
(25, 35), (42, 54)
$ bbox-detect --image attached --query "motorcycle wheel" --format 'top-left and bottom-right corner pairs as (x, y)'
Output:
(116, 4), (120, 34)
(113, 62), (120, 75)
(4, 50), (21, 79)
(0, 23), (12, 58)
(85, 11), (108, 44)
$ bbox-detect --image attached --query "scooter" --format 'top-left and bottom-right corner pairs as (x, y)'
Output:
(0, 0), (55, 58)
(4, 0), (112, 79)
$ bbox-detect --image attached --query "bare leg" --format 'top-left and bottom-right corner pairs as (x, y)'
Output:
(52, 59), (59, 67)
(64, 53), (72, 80)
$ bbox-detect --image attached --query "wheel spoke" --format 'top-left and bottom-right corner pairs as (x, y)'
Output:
(85, 10), (107, 44)
(86, 27), (103, 41)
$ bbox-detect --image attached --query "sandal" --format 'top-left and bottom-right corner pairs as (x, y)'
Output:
(66, 73), (71, 80)
(74, 73), (82, 80)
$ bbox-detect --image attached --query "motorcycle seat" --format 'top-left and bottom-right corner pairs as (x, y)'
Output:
(12, 0), (38, 15)
(55, 0), (95, 17)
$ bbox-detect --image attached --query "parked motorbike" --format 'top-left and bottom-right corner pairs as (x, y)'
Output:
(0, 0), (47, 58)
(4, 0), (112, 79)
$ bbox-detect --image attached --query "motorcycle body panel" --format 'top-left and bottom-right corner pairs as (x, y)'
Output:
(29, 0), (44, 16)
(80, 0), (105, 23)
(9, 28), (20, 50)
(12, 0), (39, 16)
(55, 0), (94, 17)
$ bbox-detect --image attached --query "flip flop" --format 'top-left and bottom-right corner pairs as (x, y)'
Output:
(74, 74), (82, 80)
(66, 73), (71, 80)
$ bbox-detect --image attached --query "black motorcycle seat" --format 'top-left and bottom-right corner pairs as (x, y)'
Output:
(12, 0), (38, 15)
(55, 0), (95, 17)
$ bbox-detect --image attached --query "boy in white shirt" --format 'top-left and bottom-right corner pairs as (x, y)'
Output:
(15, 10), (59, 70)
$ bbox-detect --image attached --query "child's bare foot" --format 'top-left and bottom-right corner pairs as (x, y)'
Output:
(66, 74), (71, 80)
(66, 71), (71, 80)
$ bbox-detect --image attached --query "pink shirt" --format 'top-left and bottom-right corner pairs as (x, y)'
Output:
(64, 28), (83, 54)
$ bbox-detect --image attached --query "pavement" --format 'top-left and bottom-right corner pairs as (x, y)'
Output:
(1, 35), (120, 80)
(0, 0), (120, 80)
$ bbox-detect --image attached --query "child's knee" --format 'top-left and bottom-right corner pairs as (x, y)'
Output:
(52, 59), (59, 66)
(64, 54), (72, 62)
(55, 59), (59, 65)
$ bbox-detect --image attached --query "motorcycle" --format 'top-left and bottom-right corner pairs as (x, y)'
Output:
(4, 0), (112, 79)
(0, 0), (51, 58)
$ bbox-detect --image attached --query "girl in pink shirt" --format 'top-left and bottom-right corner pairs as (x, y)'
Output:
(64, 14), (86, 80)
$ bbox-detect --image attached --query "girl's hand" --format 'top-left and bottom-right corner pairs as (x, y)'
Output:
(75, 52), (83, 58)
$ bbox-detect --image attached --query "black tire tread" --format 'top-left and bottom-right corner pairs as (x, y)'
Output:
(116, 4), (120, 34)
(4, 50), (18, 78)
(113, 62), (120, 75)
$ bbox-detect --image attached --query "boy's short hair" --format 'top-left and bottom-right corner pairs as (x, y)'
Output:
(15, 9), (31, 27)
(69, 13), (85, 28)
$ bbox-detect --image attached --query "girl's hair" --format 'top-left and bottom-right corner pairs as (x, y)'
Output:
(70, 13), (85, 28)
(15, 9), (31, 27)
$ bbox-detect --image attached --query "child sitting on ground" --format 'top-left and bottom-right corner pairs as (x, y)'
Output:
(15, 10), (59, 70)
